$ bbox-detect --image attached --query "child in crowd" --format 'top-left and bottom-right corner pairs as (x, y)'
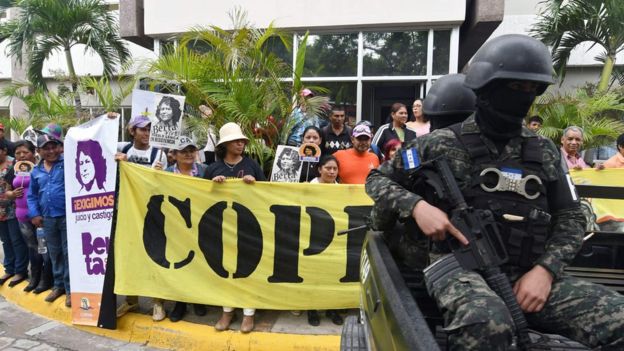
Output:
(27, 133), (70, 307)
(114, 115), (168, 321)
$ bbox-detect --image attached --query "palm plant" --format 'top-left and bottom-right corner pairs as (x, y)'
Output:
(531, 89), (624, 149)
(145, 8), (329, 167)
(81, 75), (136, 113)
(0, 0), (130, 116)
(531, 0), (624, 91)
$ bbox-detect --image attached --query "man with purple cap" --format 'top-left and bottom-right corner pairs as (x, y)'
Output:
(333, 124), (379, 184)
(27, 132), (70, 307)
(114, 115), (167, 170)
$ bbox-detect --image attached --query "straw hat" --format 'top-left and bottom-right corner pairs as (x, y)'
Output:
(216, 122), (248, 146)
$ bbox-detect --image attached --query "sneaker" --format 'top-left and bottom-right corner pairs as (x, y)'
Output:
(116, 301), (139, 318)
(152, 301), (166, 321)
(240, 315), (254, 333)
(214, 311), (235, 331)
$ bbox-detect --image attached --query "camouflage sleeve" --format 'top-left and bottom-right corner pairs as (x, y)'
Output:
(365, 142), (423, 231)
(535, 139), (585, 279)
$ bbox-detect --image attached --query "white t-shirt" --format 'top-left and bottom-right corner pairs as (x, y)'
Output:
(125, 145), (168, 168)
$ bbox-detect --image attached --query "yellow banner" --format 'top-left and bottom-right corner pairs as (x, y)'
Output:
(114, 162), (372, 309)
(571, 169), (624, 224)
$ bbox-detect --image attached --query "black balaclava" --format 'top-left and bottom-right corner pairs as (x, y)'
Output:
(430, 113), (472, 132)
(475, 80), (537, 140)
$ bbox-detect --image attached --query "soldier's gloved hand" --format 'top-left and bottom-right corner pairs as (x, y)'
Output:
(412, 200), (468, 245)
(513, 264), (553, 313)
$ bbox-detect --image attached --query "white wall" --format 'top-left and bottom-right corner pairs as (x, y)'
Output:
(144, 0), (466, 36)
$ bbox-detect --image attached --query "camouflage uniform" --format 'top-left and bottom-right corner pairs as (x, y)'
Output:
(366, 115), (624, 350)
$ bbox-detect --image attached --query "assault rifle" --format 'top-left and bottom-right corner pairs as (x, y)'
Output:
(422, 157), (533, 350)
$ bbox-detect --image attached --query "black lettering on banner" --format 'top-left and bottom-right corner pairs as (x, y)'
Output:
(143, 195), (195, 269)
(197, 202), (263, 279)
(232, 202), (263, 278)
(339, 205), (372, 282)
(268, 205), (303, 283)
(198, 201), (229, 278)
(303, 207), (335, 256)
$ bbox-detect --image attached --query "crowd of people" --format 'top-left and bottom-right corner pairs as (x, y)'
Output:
(2, 61), (624, 338)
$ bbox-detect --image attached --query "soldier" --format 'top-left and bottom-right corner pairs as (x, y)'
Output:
(366, 34), (624, 350)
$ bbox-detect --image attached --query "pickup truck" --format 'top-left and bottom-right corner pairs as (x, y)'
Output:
(341, 184), (624, 351)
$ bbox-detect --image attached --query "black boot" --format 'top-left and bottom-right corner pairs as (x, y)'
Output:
(33, 261), (52, 295)
(24, 265), (42, 292)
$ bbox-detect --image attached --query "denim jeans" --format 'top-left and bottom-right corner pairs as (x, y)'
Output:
(44, 216), (70, 292)
(18, 221), (48, 275)
(0, 218), (28, 276)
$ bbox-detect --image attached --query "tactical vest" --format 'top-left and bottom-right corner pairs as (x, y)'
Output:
(449, 124), (551, 268)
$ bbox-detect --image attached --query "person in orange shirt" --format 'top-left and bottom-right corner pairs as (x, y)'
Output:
(334, 124), (380, 184)
(603, 133), (624, 168)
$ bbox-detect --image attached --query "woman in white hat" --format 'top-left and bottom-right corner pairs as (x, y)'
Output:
(203, 122), (265, 333)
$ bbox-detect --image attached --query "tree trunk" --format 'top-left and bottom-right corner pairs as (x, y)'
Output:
(598, 54), (615, 92)
(65, 46), (83, 118)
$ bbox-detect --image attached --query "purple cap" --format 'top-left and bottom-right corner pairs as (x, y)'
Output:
(352, 124), (372, 138)
(128, 115), (151, 128)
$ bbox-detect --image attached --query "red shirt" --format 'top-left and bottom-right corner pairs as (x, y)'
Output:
(334, 149), (380, 184)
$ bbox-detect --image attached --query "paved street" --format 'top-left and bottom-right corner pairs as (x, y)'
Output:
(0, 295), (162, 351)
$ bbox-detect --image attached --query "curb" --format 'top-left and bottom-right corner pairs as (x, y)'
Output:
(0, 280), (340, 351)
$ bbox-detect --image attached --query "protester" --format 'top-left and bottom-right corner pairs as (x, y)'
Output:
(115, 115), (167, 169)
(322, 106), (352, 154)
(299, 126), (323, 182)
(406, 98), (430, 136)
(114, 115), (167, 321)
(164, 136), (208, 322)
(527, 115), (543, 132)
(603, 133), (624, 168)
(372, 103), (417, 151)
(204, 122), (265, 333)
(5, 140), (53, 294)
(286, 89), (321, 146)
(560, 126), (588, 170)
(0, 139), (28, 288)
(382, 139), (401, 163)
(27, 133), (70, 307)
(334, 125), (380, 184)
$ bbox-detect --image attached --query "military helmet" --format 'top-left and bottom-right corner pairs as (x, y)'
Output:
(464, 34), (554, 95)
(424, 74), (476, 116)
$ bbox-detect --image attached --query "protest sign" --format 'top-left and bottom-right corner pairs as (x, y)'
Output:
(130, 89), (185, 148)
(114, 162), (371, 309)
(65, 114), (119, 325)
(270, 145), (302, 182)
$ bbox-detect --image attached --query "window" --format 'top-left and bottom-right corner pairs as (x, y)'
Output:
(433, 30), (451, 75)
(301, 34), (358, 77)
(363, 31), (428, 76)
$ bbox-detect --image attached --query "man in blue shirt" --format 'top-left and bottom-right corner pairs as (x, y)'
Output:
(27, 134), (69, 307)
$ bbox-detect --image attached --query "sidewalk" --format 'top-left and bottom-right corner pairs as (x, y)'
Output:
(0, 259), (344, 351)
